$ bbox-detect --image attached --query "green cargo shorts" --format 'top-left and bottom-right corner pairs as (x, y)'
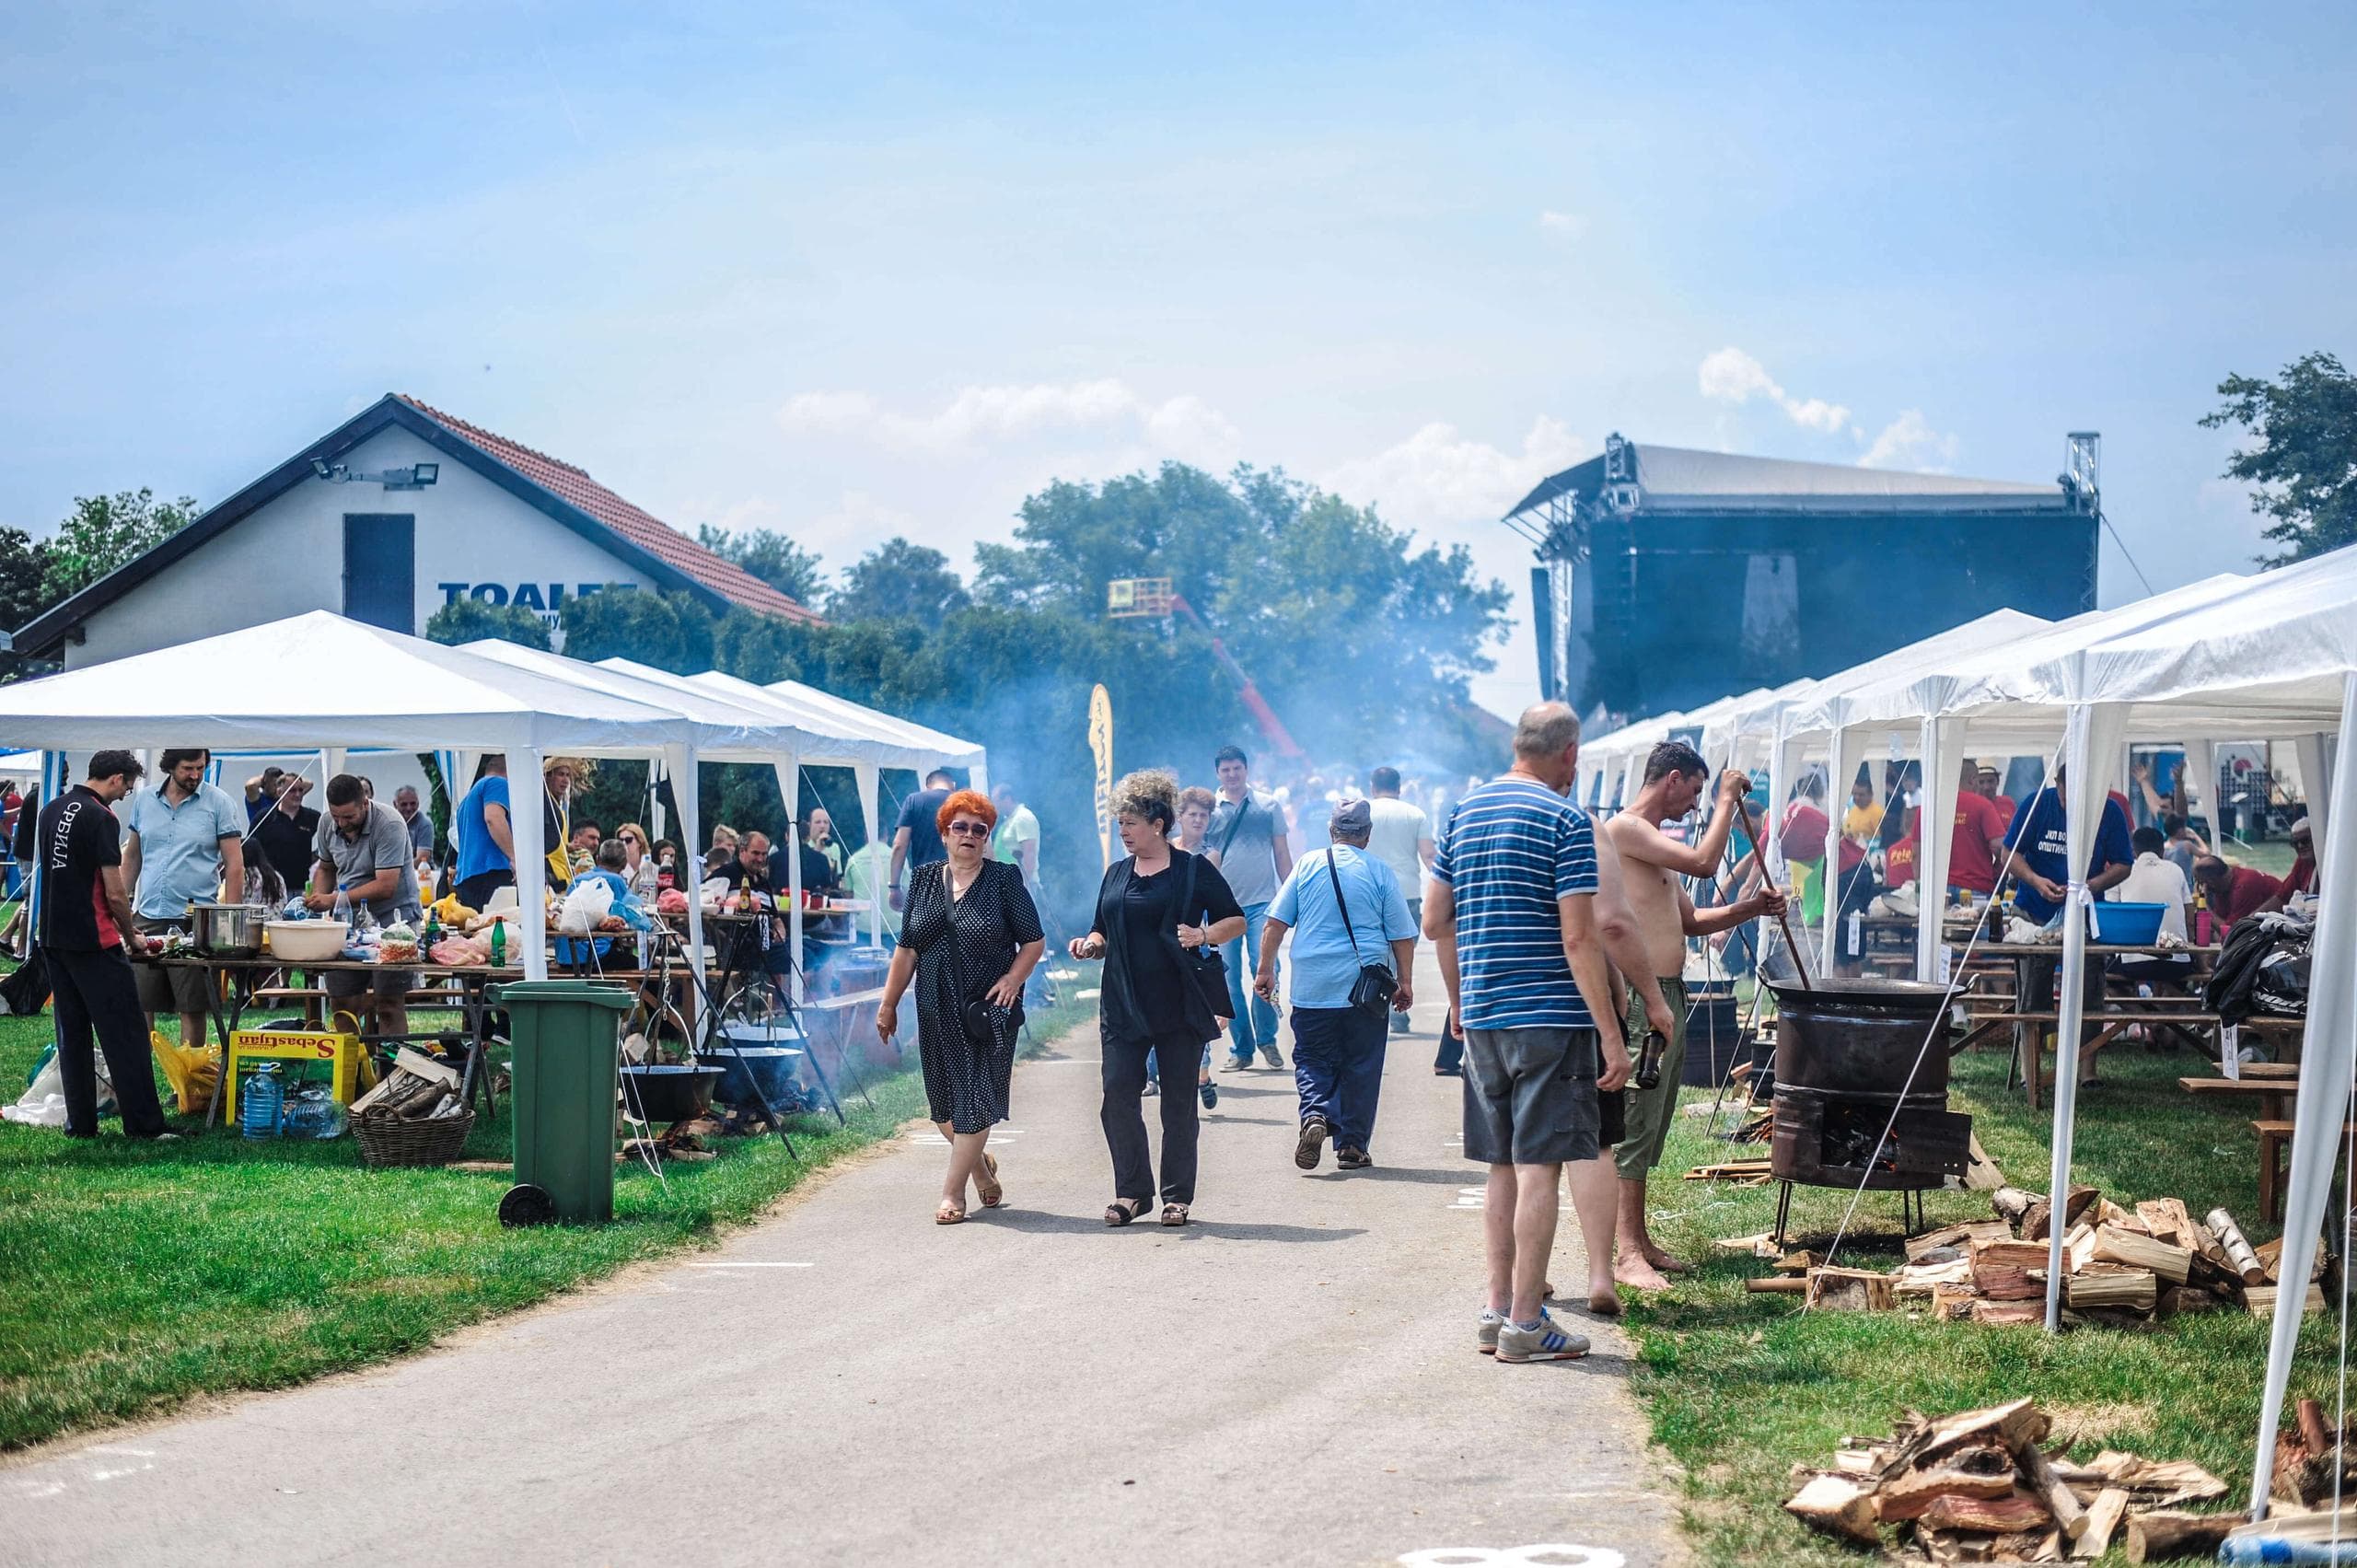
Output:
(1616, 975), (1688, 1179)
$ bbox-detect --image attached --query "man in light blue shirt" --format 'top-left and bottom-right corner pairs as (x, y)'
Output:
(121, 747), (246, 1049)
(1254, 798), (1416, 1172)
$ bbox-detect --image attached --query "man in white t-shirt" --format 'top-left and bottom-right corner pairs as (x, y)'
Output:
(1364, 766), (1434, 1037)
(2109, 824), (2193, 992)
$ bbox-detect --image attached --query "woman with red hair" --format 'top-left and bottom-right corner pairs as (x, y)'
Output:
(878, 787), (1045, 1224)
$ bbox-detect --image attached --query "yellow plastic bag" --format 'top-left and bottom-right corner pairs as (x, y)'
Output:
(151, 1029), (222, 1115)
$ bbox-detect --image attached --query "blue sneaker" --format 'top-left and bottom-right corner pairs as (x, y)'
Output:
(1199, 1080), (1218, 1109)
(1496, 1310), (1589, 1364)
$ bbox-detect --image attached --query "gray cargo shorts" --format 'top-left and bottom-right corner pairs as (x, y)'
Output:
(1460, 1026), (1601, 1166)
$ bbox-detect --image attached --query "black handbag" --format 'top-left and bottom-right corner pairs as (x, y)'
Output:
(1323, 851), (1399, 1019)
(1177, 854), (1231, 1022)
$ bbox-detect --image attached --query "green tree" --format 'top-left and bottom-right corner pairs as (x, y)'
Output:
(695, 524), (827, 606)
(0, 526), (56, 682)
(424, 597), (553, 649)
(41, 488), (201, 602)
(829, 538), (970, 623)
(2200, 351), (2357, 565)
(555, 586), (714, 672)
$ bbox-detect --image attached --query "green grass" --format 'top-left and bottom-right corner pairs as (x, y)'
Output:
(1629, 1030), (2335, 1565)
(0, 971), (1097, 1451)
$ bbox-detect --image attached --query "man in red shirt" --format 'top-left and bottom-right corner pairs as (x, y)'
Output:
(1946, 762), (2010, 898)
(2276, 818), (2316, 900)
(1975, 766), (2014, 830)
(2193, 855), (2283, 931)
(1885, 831), (1920, 889)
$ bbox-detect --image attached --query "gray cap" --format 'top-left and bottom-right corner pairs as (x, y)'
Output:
(1328, 798), (1372, 836)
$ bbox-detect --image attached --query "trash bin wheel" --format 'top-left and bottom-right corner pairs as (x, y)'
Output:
(499, 1183), (558, 1228)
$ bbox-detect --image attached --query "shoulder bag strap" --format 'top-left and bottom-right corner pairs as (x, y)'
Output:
(1323, 849), (1364, 962)
(1179, 850), (1198, 933)
(1217, 795), (1252, 858)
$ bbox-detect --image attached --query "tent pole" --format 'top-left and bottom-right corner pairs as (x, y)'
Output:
(1916, 720), (1949, 981)
(668, 742), (705, 1030)
(515, 741), (548, 983)
(2251, 674), (2357, 1516)
(2295, 731), (2331, 852)
(1821, 726), (1848, 980)
(778, 761), (804, 1007)
(853, 761), (880, 949)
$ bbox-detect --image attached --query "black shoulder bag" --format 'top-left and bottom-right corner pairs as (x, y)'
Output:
(1324, 850), (1399, 1019)
(1176, 853), (1232, 1023)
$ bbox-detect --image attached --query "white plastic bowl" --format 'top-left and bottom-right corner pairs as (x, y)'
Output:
(266, 920), (348, 962)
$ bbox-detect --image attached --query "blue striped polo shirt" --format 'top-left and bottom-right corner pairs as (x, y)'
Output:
(1432, 776), (1600, 1030)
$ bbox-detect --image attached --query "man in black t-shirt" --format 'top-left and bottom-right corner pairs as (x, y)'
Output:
(887, 769), (957, 912)
(249, 773), (320, 902)
(37, 750), (169, 1138)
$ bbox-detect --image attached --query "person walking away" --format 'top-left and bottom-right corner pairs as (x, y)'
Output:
(878, 789), (1045, 1223)
(888, 769), (957, 912)
(1426, 703), (1628, 1361)
(39, 752), (169, 1139)
(1070, 771), (1245, 1226)
(1364, 766), (1434, 1041)
(1205, 744), (1293, 1072)
(1602, 744), (1786, 1290)
(1255, 798), (1415, 1171)
(307, 774), (421, 1042)
(121, 748), (245, 1053)
(450, 755), (516, 912)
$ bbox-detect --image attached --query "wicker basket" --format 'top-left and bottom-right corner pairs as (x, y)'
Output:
(351, 1106), (476, 1168)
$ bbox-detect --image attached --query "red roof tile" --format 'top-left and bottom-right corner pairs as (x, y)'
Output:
(397, 395), (821, 624)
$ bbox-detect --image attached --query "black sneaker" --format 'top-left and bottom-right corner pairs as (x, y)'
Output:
(1259, 1044), (1286, 1070)
(1336, 1146), (1371, 1169)
(1199, 1080), (1217, 1109)
(1294, 1115), (1329, 1170)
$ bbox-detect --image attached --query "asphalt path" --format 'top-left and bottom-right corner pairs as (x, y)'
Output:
(6, 946), (1682, 1568)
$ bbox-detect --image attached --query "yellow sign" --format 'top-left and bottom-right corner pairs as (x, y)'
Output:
(1088, 682), (1114, 869)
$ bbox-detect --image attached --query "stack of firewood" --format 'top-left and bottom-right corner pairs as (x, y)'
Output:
(1743, 1184), (2325, 1327)
(1784, 1398), (2244, 1562)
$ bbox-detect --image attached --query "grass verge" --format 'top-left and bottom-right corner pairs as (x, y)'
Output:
(0, 972), (1097, 1451)
(1628, 1027), (2332, 1565)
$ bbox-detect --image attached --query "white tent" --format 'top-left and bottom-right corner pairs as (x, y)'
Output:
(0, 611), (715, 982)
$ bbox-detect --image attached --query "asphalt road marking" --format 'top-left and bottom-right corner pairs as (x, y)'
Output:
(1399, 1548), (1626, 1567)
(686, 1261), (814, 1269)
(1449, 1187), (1486, 1210)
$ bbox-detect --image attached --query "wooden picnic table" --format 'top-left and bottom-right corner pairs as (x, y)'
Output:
(1952, 940), (2224, 1109)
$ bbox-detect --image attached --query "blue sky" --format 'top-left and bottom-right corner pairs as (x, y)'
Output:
(4, 2), (2352, 714)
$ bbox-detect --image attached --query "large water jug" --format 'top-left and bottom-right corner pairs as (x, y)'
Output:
(239, 1062), (284, 1139)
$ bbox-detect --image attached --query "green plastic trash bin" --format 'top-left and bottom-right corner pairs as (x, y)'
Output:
(495, 980), (633, 1225)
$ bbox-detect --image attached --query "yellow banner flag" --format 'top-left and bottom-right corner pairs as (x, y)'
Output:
(1088, 682), (1114, 869)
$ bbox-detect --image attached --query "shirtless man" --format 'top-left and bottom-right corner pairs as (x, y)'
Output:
(1603, 741), (1787, 1290)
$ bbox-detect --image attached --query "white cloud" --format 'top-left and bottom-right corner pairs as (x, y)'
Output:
(1857, 409), (1960, 470)
(775, 378), (1239, 463)
(1324, 415), (1587, 532)
(1696, 346), (1854, 436)
(1538, 210), (1584, 237)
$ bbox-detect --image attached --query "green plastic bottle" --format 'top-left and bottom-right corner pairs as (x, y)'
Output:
(491, 920), (507, 968)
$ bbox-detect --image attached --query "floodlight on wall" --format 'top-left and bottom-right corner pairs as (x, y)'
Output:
(311, 460), (435, 489)
(309, 457), (347, 481)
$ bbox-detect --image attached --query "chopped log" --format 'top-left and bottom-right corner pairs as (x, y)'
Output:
(1784, 1472), (1880, 1544)
(2068, 1487), (2129, 1558)
(1919, 1487), (2052, 1533)
(2092, 1225), (2193, 1284)
(1773, 1249), (1818, 1273)
(1879, 1398), (2051, 1476)
(2123, 1509), (2243, 1562)
(1992, 1185), (2040, 1224)
(2086, 1452), (2229, 1506)
(1909, 1218), (2012, 1260)
(2064, 1223), (2099, 1274)
(1971, 1298), (2045, 1325)
(1746, 1275), (1807, 1294)
(2096, 1197), (2142, 1229)
(2157, 1285), (2225, 1317)
(1807, 1267), (1898, 1312)
(2018, 1440), (2087, 1535)
(2206, 1206), (2267, 1284)
(2003, 1527), (2067, 1562)
(1895, 1256), (1975, 1298)
(2246, 1283), (2328, 1318)
(2025, 1184), (2101, 1242)
(2065, 1264), (2158, 1313)
(1875, 1460), (2017, 1522)
(1831, 1448), (1879, 1475)
(1712, 1230), (1777, 1255)
(1973, 1237), (2053, 1300)
(2136, 1198), (2195, 1249)
(2299, 1397), (2334, 1456)
(2255, 1234), (2328, 1283)
(1931, 1281), (1982, 1320)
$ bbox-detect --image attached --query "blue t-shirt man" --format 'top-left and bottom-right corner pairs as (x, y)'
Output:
(123, 778), (245, 921)
(2003, 784), (2133, 924)
(454, 772), (513, 883)
(1269, 842), (1417, 1009)
(1431, 777), (1601, 1031)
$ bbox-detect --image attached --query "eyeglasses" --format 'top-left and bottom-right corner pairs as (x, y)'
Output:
(946, 821), (992, 837)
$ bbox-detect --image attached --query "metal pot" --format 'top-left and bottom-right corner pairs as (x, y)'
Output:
(1765, 977), (1955, 1098)
(190, 900), (265, 957)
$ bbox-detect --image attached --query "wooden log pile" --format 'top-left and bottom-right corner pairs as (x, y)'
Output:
(1784, 1398), (2243, 1562)
(1752, 1185), (2328, 1327)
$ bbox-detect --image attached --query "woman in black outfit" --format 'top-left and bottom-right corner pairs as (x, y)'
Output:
(1068, 770), (1247, 1226)
(878, 788), (1045, 1225)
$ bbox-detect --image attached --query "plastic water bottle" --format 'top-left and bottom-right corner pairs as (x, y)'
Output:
(240, 1062), (284, 1139)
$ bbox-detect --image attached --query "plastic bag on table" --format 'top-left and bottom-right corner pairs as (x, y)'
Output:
(557, 877), (614, 935)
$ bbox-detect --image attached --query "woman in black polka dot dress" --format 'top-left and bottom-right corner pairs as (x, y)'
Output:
(877, 788), (1045, 1224)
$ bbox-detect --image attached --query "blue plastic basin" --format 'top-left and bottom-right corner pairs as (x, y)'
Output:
(2092, 900), (2167, 945)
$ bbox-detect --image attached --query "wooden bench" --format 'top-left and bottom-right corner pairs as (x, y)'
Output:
(250, 985), (330, 1026)
(2180, 1075), (2302, 1124)
(2255, 1120), (2357, 1224)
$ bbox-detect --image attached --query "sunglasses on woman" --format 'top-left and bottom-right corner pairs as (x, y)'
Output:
(946, 820), (992, 837)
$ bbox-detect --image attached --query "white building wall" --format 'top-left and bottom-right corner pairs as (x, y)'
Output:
(64, 426), (645, 669)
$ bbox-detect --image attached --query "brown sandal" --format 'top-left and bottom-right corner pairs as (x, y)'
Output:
(935, 1199), (966, 1225)
(1104, 1198), (1149, 1226)
(976, 1152), (1004, 1208)
(1160, 1202), (1190, 1226)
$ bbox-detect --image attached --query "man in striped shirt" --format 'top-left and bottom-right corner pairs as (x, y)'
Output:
(1426, 702), (1629, 1364)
